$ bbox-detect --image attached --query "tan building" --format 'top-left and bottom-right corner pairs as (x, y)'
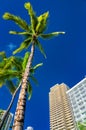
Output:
(49, 83), (77, 130)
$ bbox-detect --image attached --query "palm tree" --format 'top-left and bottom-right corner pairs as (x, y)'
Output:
(77, 121), (86, 130)
(3, 2), (65, 130)
(0, 51), (42, 129)
(0, 52), (24, 129)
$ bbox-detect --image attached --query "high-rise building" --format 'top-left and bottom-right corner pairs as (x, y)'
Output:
(49, 83), (76, 130)
(67, 77), (86, 123)
(0, 109), (13, 130)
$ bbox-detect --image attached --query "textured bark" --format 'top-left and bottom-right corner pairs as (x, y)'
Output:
(0, 82), (21, 129)
(12, 42), (35, 130)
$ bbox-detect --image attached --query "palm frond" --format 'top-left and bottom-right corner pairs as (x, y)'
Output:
(22, 52), (30, 71)
(40, 32), (65, 39)
(0, 51), (6, 62)
(30, 75), (38, 85)
(0, 79), (5, 87)
(3, 56), (23, 71)
(11, 56), (23, 71)
(27, 81), (32, 100)
(30, 63), (43, 73)
(33, 63), (43, 70)
(3, 12), (30, 31)
(13, 38), (32, 54)
(36, 11), (49, 34)
(0, 70), (21, 79)
(4, 63), (12, 69)
(30, 64), (43, 87)
(6, 80), (16, 94)
(35, 39), (46, 58)
(4, 57), (14, 69)
(0, 61), (5, 68)
(0, 51), (6, 58)
(24, 2), (38, 31)
(9, 31), (32, 36)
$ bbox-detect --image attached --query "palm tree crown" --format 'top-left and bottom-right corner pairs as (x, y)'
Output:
(0, 51), (42, 98)
(3, 2), (65, 57)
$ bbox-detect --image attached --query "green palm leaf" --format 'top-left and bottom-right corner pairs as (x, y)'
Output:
(24, 2), (38, 31)
(22, 52), (30, 71)
(40, 32), (65, 39)
(6, 80), (16, 94)
(13, 38), (32, 54)
(0, 79), (5, 87)
(4, 57), (14, 69)
(10, 57), (23, 71)
(3, 13), (30, 31)
(35, 40), (46, 58)
(30, 75), (38, 85)
(33, 63), (43, 70)
(0, 51), (6, 62)
(36, 11), (49, 34)
(0, 70), (21, 79)
(0, 51), (6, 58)
(27, 81), (32, 100)
(30, 63), (43, 74)
(3, 56), (23, 71)
(9, 31), (32, 36)
(0, 61), (5, 68)
(4, 61), (12, 69)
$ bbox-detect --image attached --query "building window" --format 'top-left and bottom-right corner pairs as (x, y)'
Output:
(78, 102), (83, 105)
(82, 112), (86, 115)
(76, 115), (81, 118)
(80, 106), (85, 110)
(76, 94), (80, 98)
(83, 94), (86, 98)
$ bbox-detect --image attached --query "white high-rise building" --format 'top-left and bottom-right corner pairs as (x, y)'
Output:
(0, 109), (13, 130)
(67, 77), (86, 123)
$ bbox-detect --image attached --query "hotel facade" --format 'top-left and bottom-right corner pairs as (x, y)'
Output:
(49, 83), (76, 130)
(67, 78), (86, 123)
(49, 77), (86, 130)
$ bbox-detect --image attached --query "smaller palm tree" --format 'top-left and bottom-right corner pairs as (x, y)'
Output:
(0, 51), (42, 129)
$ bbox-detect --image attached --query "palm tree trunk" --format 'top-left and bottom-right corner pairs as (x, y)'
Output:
(0, 82), (21, 129)
(12, 42), (35, 130)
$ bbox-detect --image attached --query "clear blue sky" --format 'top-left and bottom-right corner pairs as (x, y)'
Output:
(0, 0), (86, 130)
